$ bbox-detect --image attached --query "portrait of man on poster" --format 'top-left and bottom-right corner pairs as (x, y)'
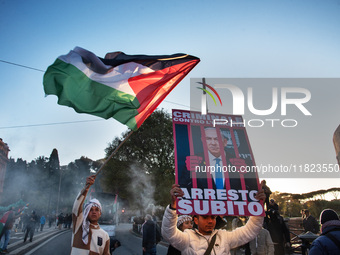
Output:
(177, 125), (258, 198)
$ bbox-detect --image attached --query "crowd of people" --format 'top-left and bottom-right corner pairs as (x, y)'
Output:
(0, 207), (74, 253)
(159, 183), (340, 255)
(1, 175), (340, 255)
(0, 175), (122, 255)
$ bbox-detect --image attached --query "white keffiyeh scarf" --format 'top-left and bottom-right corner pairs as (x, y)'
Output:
(82, 198), (102, 245)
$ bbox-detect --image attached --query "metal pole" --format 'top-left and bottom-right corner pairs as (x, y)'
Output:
(81, 130), (135, 193)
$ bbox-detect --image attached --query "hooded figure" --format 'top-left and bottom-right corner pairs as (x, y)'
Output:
(309, 209), (340, 255)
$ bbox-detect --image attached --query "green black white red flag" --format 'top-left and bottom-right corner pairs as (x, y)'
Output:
(43, 47), (200, 130)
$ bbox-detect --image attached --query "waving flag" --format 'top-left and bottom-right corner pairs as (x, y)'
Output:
(43, 47), (199, 130)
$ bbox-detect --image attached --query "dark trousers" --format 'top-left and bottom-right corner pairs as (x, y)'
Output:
(143, 244), (156, 255)
(24, 226), (35, 242)
(301, 239), (311, 255)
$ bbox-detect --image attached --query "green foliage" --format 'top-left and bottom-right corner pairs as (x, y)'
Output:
(280, 187), (340, 200)
(2, 109), (175, 215)
(67, 156), (96, 189)
(2, 109), (175, 214)
(100, 159), (132, 199)
(101, 109), (175, 211)
(2, 152), (94, 214)
(2, 158), (28, 205)
(271, 189), (340, 218)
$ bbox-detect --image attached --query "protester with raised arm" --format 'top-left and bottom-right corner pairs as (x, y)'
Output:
(162, 184), (265, 255)
(70, 175), (110, 255)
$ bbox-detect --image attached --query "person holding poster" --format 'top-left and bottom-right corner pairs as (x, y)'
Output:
(162, 184), (265, 255)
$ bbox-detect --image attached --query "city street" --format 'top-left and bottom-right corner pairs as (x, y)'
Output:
(5, 223), (169, 255)
(6, 226), (70, 255)
(113, 223), (168, 255)
(5, 223), (299, 254)
(24, 230), (71, 255)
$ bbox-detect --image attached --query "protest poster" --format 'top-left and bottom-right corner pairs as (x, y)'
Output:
(172, 109), (264, 216)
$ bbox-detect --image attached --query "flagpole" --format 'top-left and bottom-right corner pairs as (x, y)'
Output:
(79, 130), (134, 196)
(94, 130), (134, 177)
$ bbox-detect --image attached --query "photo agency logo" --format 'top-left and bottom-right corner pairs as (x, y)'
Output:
(191, 78), (312, 128)
(196, 80), (223, 114)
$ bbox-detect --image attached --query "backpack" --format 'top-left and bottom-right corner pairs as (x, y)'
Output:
(324, 232), (340, 250)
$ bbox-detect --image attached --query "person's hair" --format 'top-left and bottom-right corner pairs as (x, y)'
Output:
(204, 127), (228, 140)
(145, 214), (152, 221)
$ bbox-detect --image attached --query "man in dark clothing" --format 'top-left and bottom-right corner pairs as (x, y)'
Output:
(142, 214), (157, 255)
(110, 239), (121, 254)
(303, 209), (319, 234)
(22, 213), (29, 232)
(261, 180), (272, 211)
(268, 199), (279, 213)
(301, 209), (319, 255)
(266, 210), (291, 255)
(309, 209), (340, 255)
(57, 213), (64, 230)
(24, 211), (38, 242)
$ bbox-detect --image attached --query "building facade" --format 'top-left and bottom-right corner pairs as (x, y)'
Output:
(0, 138), (10, 203)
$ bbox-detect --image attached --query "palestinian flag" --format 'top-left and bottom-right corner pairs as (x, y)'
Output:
(43, 47), (200, 130)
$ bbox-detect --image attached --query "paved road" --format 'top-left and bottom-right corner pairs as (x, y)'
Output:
(113, 223), (168, 255)
(7, 226), (70, 254)
(24, 230), (71, 255)
(24, 224), (169, 255)
(8, 223), (298, 255)
(7, 224), (168, 255)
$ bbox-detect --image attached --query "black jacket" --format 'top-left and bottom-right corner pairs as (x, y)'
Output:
(142, 220), (156, 250)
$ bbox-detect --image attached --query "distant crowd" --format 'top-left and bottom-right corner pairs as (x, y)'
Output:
(0, 208), (73, 254)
